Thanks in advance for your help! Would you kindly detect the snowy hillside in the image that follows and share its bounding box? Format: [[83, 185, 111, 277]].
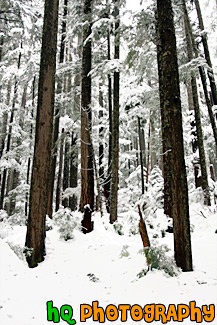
[[0, 202, 217, 324]]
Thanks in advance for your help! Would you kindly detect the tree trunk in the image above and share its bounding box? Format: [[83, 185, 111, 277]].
[[110, 0, 120, 224], [184, 1, 217, 149], [69, 36, 82, 212], [141, 128, 146, 167], [0, 50, 21, 210], [194, 0, 217, 105], [138, 204, 150, 248], [99, 84, 104, 181], [183, 0, 210, 205], [69, 132, 78, 211], [156, 0, 193, 271], [0, 80, 11, 160], [103, 2, 113, 214], [7, 83, 28, 215], [25, 0, 59, 268], [151, 119, 157, 169], [25, 76, 36, 216], [0, 35, 3, 62], [62, 134, 70, 208], [191, 76, 210, 205], [80, 0, 94, 212], [138, 117, 145, 194], [107, 2, 113, 207], [56, 129, 64, 212], [146, 111, 151, 191], [47, 0, 68, 218]]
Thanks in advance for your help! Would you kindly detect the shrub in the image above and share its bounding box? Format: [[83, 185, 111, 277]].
[[144, 245, 180, 277], [138, 245, 180, 277], [53, 208, 80, 241]]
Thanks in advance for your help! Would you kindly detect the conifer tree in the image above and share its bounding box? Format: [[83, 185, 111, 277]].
[[110, 0, 120, 224], [80, 0, 94, 212], [182, 0, 211, 205], [47, 0, 68, 218], [25, 0, 59, 268], [194, 0, 217, 105], [156, 0, 193, 271]]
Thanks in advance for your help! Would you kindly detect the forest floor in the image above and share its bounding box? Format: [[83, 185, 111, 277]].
[[0, 198, 217, 324]]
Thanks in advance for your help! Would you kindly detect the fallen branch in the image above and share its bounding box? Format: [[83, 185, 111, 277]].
[[138, 204, 150, 248]]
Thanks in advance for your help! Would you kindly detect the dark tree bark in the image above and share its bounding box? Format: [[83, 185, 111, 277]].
[[194, 0, 217, 105], [69, 132, 78, 211], [110, 0, 120, 224], [108, 64, 112, 180], [47, 0, 68, 218], [0, 80, 11, 160], [69, 36, 82, 212], [184, 2, 217, 149], [99, 84, 104, 180], [156, 0, 193, 271], [56, 129, 64, 212], [106, 0, 113, 212], [151, 119, 157, 169], [182, 0, 210, 205], [138, 205, 150, 248], [81, 205, 93, 234], [6, 84, 28, 215], [138, 117, 145, 194], [98, 85, 104, 212], [0, 35, 3, 62], [62, 134, 70, 208], [25, 76, 36, 217], [141, 128, 146, 168], [0, 50, 21, 210], [80, 0, 94, 212], [146, 111, 151, 191], [25, 0, 59, 268]]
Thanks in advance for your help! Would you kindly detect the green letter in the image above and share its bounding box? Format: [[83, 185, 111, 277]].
[[60, 305, 76, 325], [47, 301, 60, 323]]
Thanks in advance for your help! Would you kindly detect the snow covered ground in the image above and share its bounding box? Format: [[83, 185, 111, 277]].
[[0, 201, 217, 325]]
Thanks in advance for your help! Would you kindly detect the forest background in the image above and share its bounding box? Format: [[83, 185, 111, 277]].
[[0, 0, 217, 323]]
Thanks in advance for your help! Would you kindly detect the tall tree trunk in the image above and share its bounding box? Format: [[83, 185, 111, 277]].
[[141, 128, 146, 168], [110, 0, 120, 224], [47, 0, 68, 218], [6, 169, 19, 215], [151, 119, 157, 169], [69, 36, 82, 212], [0, 80, 11, 189], [56, 129, 64, 211], [0, 50, 21, 210], [194, 0, 217, 105], [191, 76, 210, 204], [98, 84, 104, 211], [69, 132, 78, 211], [25, 0, 59, 268], [80, 0, 94, 212], [182, 0, 210, 205], [7, 84, 28, 215], [99, 84, 104, 181], [107, 3, 113, 200], [25, 76, 36, 216], [62, 134, 70, 208], [103, 0, 113, 214], [156, 0, 193, 271], [184, 2, 217, 149], [0, 35, 3, 62], [0, 80, 11, 160], [138, 117, 145, 194], [146, 111, 151, 191]]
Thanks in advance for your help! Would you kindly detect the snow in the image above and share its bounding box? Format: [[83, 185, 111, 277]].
[[0, 202, 217, 325]]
